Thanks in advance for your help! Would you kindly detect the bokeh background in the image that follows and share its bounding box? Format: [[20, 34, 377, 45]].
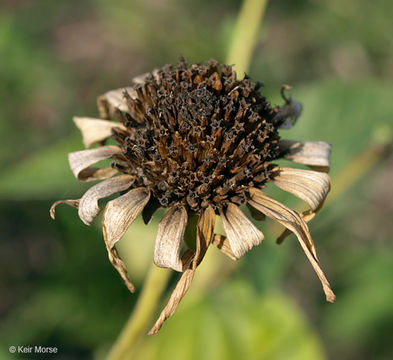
[[1, 0, 393, 359]]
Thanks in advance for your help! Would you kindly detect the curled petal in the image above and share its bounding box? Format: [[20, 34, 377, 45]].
[[154, 205, 187, 272], [50, 199, 79, 219], [219, 203, 264, 259], [78, 175, 134, 225], [73, 117, 127, 148], [278, 140, 331, 171], [273, 167, 331, 211], [149, 206, 215, 335], [277, 209, 317, 244], [97, 87, 137, 119], [103, 187, 150, 250], [68, 145, 120, 182], [248, 188, 336, 303], [212, 234, 238, 261], [272, 167, 330, 244]]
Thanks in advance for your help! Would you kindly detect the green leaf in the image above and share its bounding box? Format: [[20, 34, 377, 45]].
[[0, 133, 88, 200]]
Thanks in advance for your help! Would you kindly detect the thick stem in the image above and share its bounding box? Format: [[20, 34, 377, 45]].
[[226, 0, 269, 74], [106, 265, 171, 360]]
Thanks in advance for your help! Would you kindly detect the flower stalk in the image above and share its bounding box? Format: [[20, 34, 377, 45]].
[[106, 0, 270, 358], [106, 265, 171, 360], [227, 0, 269, 73]]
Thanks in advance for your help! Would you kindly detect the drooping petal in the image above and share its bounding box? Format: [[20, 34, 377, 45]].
[[102, 187, 150, 293], [107, 246, 136, 293], [68, 145, 120, 182], [153, 205, 187, 272], [78, 174, 134, 225], [272, 167, 330, 244], [194, 205, 215, 269], [278, 140, 331, 171], [273, 167, 331, 211], [148, 266, 195, 335], [50, 199, 79, 219], [219, 203, 264, 259], [212, 234, 238, 261], [73, 117, 127, 148], [148, 206, 215, 335], [97, 87, 137, 119], [248, 187, 336, 303], [102, 187, 150, 250]]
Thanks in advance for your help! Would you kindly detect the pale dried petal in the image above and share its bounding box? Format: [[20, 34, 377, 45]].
[[212, 234, 238, 261], [73, 117, 127, 148], [279, 140, 331, 170], [149, 206, 214, 335], [153, 205, 187, 272], [277, 209, 316, 244], [102, 187, 150, 250], [50, 199, 79, 219], [78, 175, 134, 225], [273, 167, 331, 211], [97, 87, 137, 119], [148, 267, 194, 335], [68, 145, 121, 182], [219, 203, 264, 259], [248, 188, 335, 302], [107, 246, 136, 293], [132, 69, 160, 85]]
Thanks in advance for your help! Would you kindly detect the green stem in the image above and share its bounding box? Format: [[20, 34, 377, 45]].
[[106, 1, 270, 358], [106, 265, 171, 360], [226, 0, 269, 74]]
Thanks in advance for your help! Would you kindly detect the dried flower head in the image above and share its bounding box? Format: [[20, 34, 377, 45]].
[[51, 58, 335, 334]]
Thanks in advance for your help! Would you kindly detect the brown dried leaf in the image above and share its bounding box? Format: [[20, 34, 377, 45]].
[[153, 205, 188, 272], [219, 203, 264, 259], [102, 187, 150, 250], [78, 174, 134, 225], [97, 87, 137, 119], [68, 145, 121, 182], [50, 199, 79, 219], [248, 188, 336, 302], [279, 140, 331, 171], [73, 117, 127, 148]]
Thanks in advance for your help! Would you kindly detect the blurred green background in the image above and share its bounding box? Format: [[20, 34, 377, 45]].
[[1, 0, 392, 359]]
